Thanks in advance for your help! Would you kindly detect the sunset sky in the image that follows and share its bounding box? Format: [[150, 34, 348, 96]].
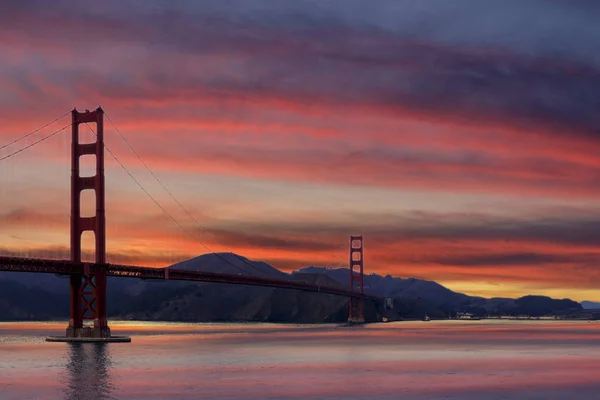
[[1, 1, 600, 301]]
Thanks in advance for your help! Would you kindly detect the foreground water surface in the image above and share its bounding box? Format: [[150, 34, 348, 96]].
[[1, 320, 600, 399]]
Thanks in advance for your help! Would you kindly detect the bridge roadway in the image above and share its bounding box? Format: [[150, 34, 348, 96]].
[[0, 256, 378, 301]]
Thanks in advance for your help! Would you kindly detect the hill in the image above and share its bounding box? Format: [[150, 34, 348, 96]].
[[295, 266, 471, 305], [172, 252, 288, 278], [582, 301, 600, 310], [0, 253, 584, 322]]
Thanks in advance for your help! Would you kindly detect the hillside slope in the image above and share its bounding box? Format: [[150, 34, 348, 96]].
[[0, 254, 584, 321]]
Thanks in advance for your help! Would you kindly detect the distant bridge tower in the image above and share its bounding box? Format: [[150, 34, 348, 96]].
[[66, 107, 110, 339], [348, 235, 365, 323]]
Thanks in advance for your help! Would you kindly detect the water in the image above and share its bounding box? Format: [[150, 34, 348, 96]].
[[1, 320, 600, 399]]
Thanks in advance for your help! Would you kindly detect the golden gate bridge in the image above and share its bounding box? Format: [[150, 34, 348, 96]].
[[0, 107, 380, 342]]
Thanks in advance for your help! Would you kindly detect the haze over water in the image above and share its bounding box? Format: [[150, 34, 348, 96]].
[[1, 320, 600, 399]]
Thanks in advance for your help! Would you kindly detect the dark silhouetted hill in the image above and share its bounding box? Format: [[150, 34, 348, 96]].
[[582, 301, 600, 310], [172, 253, 288, 278], [514, 295, 581, 316], [0, 254, 585, 322]]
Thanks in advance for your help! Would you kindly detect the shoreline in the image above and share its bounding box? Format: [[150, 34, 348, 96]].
[[1, 317, 599, 325]]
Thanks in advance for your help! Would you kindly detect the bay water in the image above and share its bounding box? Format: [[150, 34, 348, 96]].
[[1, 320, 599, 399]]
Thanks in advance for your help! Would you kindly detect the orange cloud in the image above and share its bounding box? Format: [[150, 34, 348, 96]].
[[2, 3, 600, 303]]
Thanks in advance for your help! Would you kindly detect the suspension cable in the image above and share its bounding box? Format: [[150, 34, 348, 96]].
[[0, 111, 70, 151], [103, 112, 271, 277], [0, 123, 71, 163], [85, 123, 261, 277]]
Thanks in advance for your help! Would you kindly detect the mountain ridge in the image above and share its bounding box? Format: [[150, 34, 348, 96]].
[[581, 301, 600, 310], [0, 253, 585, 321]]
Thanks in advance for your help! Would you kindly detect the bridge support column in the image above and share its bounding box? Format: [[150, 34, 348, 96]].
[[348, 235, 365, 323], [66, 107, 111, 339]]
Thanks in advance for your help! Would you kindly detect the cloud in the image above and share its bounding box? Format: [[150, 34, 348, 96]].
[[2, 1, 600, 300], [0, 244, 181, 266], [1, 1, 599, 205], [205, 229, 340, 253], [192, 211, 600, 288], [3, 203, 600, 296], [0, 208, 68, 231], [1, 0, 599, 139]]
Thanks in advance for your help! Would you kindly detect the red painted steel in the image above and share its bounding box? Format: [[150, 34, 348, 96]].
[[68, 107, 110, 339], [348, 235, 365, 322]]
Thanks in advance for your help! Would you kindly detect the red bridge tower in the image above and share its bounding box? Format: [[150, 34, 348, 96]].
[[348, 235, 365, 323], [66, 107, 110, 339]]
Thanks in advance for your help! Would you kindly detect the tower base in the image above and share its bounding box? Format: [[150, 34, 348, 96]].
[[66, 325, 112, 339], [45, 324, 131, 342], [347, 317, 366, 324], [46, 336, 131, 343]]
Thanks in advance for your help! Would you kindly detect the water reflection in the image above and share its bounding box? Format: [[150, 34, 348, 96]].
[[3, 321, 600, 399], [62, 343, 115, 400]]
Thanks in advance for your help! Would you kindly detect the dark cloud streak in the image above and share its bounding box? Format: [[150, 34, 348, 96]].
[[213, 210, 600, 249], [1, 1, 599, 139]]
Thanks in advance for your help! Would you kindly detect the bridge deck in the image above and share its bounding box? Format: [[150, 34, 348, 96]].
[[0, 256, 377, 300]]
